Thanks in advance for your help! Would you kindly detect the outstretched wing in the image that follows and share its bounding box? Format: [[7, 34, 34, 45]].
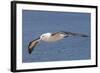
[[28, 38, 40, 54], [61, 31, 89, 37], [52, 31, 89, 37]]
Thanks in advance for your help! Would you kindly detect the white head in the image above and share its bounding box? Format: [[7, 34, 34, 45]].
[[40, 33, 51, 40]]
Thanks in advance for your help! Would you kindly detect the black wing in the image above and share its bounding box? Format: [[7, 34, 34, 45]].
[[28, 38, 40, 54], [61, 31, 89, 37], [52, 31, 89, 37]]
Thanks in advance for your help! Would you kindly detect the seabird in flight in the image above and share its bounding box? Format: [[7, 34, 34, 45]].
[[28, 31, 89, 54]]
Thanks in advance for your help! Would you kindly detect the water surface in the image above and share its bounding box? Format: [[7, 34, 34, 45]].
[[22, 10, 91, 63]]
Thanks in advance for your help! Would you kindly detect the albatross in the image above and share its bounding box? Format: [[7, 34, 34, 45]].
[[28, 31, 88, 54]]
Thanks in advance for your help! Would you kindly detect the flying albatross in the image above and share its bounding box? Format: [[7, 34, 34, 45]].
[[28, 31, 89, 54]]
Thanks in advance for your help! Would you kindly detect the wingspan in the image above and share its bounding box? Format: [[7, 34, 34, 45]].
[[28, 38, 40, 54]]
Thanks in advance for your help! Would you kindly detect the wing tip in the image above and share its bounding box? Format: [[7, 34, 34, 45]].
[[28, 48, 32, 54], [28, 41, 34, 54], [80, 34, 89, 37]]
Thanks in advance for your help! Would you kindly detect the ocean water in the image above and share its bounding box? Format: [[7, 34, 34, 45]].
[[22, 10, 91, 63]]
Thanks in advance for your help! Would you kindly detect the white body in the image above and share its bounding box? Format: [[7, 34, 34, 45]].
[[40, 33, 66, 42]]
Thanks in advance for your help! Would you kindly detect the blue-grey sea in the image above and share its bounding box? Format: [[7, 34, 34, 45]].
[[22, 10, 91, 63]]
